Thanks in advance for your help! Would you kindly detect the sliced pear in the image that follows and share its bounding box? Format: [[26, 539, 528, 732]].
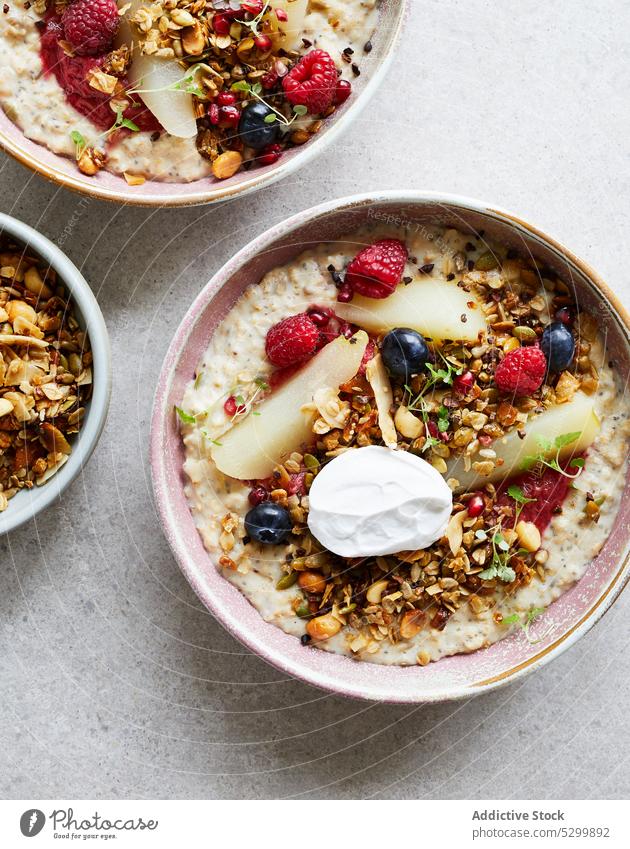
[[211, 331, 368, 480], [447, 392, 601, 491], [116, 0, 197, 138], [335, 277, 486, 343], [270, 0, 310, 49]]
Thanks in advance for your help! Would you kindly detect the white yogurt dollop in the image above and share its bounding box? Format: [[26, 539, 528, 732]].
[[307, 446, 453, 557]]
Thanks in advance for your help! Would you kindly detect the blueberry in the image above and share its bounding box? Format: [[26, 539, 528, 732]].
[[238, 102, 279, 150], [540, 321, 575, 371], [381, 328, 430, 379], [244, 502, 292, 545]]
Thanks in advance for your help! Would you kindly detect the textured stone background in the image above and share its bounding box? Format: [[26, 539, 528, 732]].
[[1, 0, 628, 799]]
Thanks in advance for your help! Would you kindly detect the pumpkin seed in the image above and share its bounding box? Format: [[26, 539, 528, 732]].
[[512, 325, 538, 342], [276, 571, 298, 590], [295, 603, 311, 619], [475, 251, 500, 271], [303, 453, 319, 471]]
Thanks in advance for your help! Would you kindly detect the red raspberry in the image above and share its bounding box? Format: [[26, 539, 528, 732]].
[[282, 49, 338, 114], [494, 345, 547, 396], [265, 313, 320, 367], [62, 0, 119, 56], [345, 239, 408, 299]]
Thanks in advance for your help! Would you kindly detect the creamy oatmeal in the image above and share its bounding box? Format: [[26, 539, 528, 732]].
[[0, 0, 379, 183], [179, 224, 630, 665]]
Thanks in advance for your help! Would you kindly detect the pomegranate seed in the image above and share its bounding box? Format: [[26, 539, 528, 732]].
[[453, 370, 475, 394], [219, 105, 241, 128], [339, 321, 353, 339], [242, 0, 263, 13], [274, 7, 288, 20], [427, 421, 438, 438], [248, 486, 268, 506], [306, 307, 332, 327], [336, 284, 353, 303], [208, 102, 220, 124], [335, 79, 352, 105], [217, 91, 236, 106], [467, 494, 485, 518], [478, 434, 493, 447], [258, 143, 282, 166], [555, 307, 572, 324], [255, 34, 272, 52], [261, 69, 278, 89], [212, 13, 230, 34], [224, 395, 245, 417]]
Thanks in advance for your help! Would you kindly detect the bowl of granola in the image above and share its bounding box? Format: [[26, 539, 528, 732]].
[[151, 192, 630, 702], [0, 212, 110, 534], [0, 0, 404, 206]]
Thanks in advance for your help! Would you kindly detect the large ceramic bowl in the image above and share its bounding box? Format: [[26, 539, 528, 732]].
[[0, 213, 111, 534], [0, 2, 405, 207], [150, 192, 630, 702]]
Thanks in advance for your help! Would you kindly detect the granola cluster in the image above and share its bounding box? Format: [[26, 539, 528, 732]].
[[0, 238, 92, 511], [217, 236, 604, 662]]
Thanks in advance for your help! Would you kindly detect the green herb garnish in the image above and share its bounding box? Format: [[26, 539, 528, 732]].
[[478, 528, 516, 583], [175, 406, 196, 424], [404, 354, 463, 452], [70, 130, 87, 159], [522, 431, 584, 478], [507, 483, 537, 524], [502, 606, 545, 643]]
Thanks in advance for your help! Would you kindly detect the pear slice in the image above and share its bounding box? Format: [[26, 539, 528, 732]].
[[116, 0, 197, 138], [211, 331, 368, 480], [335, 277, 486, 343], [447, 392, 601, 491], [270, 0, 310, 50]]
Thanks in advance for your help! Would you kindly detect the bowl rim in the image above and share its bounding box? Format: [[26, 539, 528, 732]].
[[0, 212, 112, 534], [150, 190, 630, 702], [0, 1, 407, 208]]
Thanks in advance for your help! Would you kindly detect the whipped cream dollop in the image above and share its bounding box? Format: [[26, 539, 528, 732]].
[[307, 446, 453, 557]]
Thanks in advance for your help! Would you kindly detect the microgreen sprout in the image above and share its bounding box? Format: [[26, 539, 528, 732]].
[[174, 406, 196, 424], [404, 354, 462, 452], [502, 606, 545, 643], [236, 1, 271, 36], [106, 107, 140, 137], [522, 431, 585, 479], [507, 483, 537, 524], [70, 130, 87, 159], [231, 79, 308, 125], [227, 376, 269, 422], [478, 525, 517, 583]]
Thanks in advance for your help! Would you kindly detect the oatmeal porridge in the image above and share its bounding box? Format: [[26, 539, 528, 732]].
[[0, 0, 379, 182], [178, 223, 630, 665]]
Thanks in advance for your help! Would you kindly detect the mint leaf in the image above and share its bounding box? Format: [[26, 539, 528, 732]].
[[175, 406, 195, 424]]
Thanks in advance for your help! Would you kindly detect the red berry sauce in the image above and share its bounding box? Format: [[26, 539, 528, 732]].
[[494, 461, 581, 533], [40, 13, 160, 133]]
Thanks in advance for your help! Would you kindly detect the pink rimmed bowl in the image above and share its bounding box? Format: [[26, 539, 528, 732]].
[[150, 192, 630, 702], [0, 2, 405, 207]]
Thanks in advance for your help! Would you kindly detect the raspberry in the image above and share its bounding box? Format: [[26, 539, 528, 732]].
[[494, 345, 547, 396], [62, 0, 119, 56], [282, 49, 337, 115], [345, 239, 408, 299], [265, 313, 320, 367]]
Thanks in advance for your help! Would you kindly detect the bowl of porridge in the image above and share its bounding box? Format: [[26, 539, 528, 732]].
[[150, 192, 630, 702], [0, 0, 404, 206], [0, 212, 111, 533]]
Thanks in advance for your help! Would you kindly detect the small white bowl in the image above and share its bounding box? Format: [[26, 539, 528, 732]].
[[0, 213, 111, 534]]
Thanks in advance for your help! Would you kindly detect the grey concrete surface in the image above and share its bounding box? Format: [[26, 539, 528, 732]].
[[1, 0, 629, 800]]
